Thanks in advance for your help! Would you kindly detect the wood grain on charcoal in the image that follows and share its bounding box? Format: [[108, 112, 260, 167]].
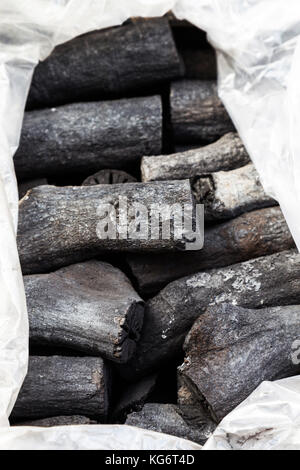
[[179, 303, 300, 421], [119, 250, 300, 380], [126, 206, 294, 294], [193, 163, 276, 221], [126, 403, 216, 446], [171, 80, 235, 144], [11, 356, 111, 421], [141, 133, 249, 182], [26, 260, 144, 363], [16, 416, 96, 427], [27, 18, 184, 109], [15, 96, 162, 180], [17, 180, 199, 274]]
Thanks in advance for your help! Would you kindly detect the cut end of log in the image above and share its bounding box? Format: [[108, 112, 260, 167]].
[[114, 301, 145, 363]]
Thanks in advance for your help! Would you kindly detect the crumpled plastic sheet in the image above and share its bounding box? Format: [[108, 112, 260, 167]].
[[1, 0, 300, 450]]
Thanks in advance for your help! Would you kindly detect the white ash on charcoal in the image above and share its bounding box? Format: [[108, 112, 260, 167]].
[[126, 206, 294, 294], [141, 133, 249, 182], [15, 96, 162, 180], [118, 250, 300, 381], [11, 356, 111, 422], [179, 303, 300, 422], [27, 18, 184, 109], [193, 163, 276, 222], [126, 403, 216, 446], [18, 179, 201, 274], [25, 260, 144, 363], [171, 80, 235, 144]]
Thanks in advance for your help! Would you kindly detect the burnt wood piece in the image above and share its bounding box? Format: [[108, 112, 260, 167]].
[[18, 180, 200, 274], [141, 133, 249, 182], [16, 416, 96, 427], [82, 169, 137, 186], [26, 260, 144, 363], [112, 374, 158, 422], [126, 403, 216, 446], [119, 250, 300, 380], [179, 303, 300, 422], [27, 18, 184, 109], [126, 206, 294, 294], [171, 80, 235, 144], [18, 178, 48, 199], [193, 163, 276, 222], [11, 356, 111, 421], [15, 96, 162, 180]]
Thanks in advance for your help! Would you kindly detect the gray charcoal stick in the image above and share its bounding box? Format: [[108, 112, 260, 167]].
[[25, 260, 144, 363], [11, 356, 111, 421], [171, 80, 235, 144], [179, 303, 300, 422], [126, 206, 294, 295], [126, 403, 216, 446], [17, 180, 200, 274], [119, 250, 300, 380], [16, 416, 96, 427], [14, 96, 162, 180], [193, 163, 276, 221], [82, 169, 137, 186], [27, 18, 184, 109], [141, 133, 249, 182]]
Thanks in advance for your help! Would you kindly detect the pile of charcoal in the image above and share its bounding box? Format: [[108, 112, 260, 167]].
[[12, 15, 300, 446]]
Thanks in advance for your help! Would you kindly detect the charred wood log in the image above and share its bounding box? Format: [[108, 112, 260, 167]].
[[125, 403, 216, 446], [141, 133, 249, 182], [27, 18, 183, 109], [119, 250, 300, 380], [82, 169, 137, 186], [112, 374, 158, 422], [193, 163, 276, 222], [171, 80, 235, 144], [25, 260, 144, 363], [126, 206, 294, 294], [17, 180, 200, 274], [16, 416, 96, 427], [179, 303, 300, 422], [15, 96, 162, 180], [11, 356, 111, 421]]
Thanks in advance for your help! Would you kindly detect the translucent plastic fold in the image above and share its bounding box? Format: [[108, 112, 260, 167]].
[[0, 0, 300, 450]]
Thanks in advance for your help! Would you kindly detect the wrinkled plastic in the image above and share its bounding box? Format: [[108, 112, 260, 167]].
[[203, 377, 300, 450], [1, 0, 300, 450]]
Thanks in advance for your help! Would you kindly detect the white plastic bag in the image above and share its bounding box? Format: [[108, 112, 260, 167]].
[[1, 0, 300, 450]]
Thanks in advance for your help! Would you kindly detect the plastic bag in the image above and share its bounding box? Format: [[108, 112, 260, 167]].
[[1, 0, 300, 450]]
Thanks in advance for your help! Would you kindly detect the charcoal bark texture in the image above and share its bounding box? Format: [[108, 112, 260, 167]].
[[179, 303, 300, 422], [112, 374, 158, 422], [18, 180, 199, 274], [119, 250, 300, 380], [125, 403, 216, 446], [16, 416, 96, 427], [141, 133, 249, 182], [11, 356, 111, 421], [126, 206, 294, 294], [25, 260, 144, 363], [193, 163, 276, 222], [27, 18, 183, 109], [15, 96, 162, 180], [18, 178, 48, 199], [82, 169, 137, 186], [171, 80, 235, 144]]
